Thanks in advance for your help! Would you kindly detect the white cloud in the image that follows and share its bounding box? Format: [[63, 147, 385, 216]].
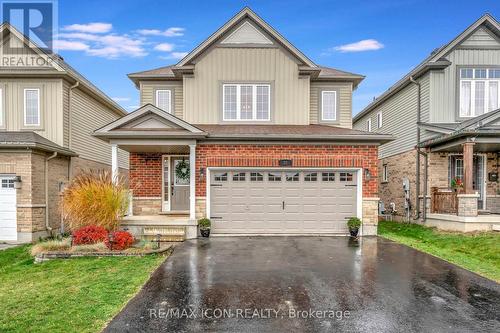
[[333, 39, 384, 53], [62, 22, 112, 34], [112, 97, 131, 102], [54, 40, 89, 51], [170, 52, 188, 59], [137, 27, 185, 37], [154, 43, 175, 52]]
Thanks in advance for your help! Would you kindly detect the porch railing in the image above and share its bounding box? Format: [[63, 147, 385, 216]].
[[431, 187, 458, 214]]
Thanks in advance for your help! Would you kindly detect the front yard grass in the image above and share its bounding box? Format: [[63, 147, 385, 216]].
[[0, 245, 166, 333], [378, 220, 500, 282]]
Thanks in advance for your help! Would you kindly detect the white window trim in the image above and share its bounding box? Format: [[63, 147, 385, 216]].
[[367, 118, 372, 132], [459, 68, 500, 118], [382, 164, 388, 182], [222, 83, 271, 121], [155, 89, 172, 113], [321, 90, 337, 121], [377, 111, 383, 128], [23, 88, 40, 127]]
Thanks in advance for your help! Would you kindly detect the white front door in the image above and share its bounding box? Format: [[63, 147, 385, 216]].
[[0, 176, 17, 241]]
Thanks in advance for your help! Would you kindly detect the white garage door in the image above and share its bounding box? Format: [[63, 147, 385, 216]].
[[0, 176, 17, 241], [210, 169, 358, 234]]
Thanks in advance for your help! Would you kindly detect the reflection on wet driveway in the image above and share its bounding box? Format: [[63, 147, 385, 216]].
[[104, 237, 500, 333]]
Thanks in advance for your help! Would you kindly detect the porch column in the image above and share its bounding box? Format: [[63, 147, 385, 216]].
[[111, 143, 119, 183], [463, 142, 475, 194], [189, 144, 196, 220]]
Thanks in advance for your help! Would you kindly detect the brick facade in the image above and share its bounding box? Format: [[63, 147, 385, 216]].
[[129, 153, 163, 197], [195, 144, 379, 197]]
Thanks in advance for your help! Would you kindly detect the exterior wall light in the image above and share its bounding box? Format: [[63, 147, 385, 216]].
[[364, 168, 371, 181], [13, 176, 22, 189], [200, 167, 205, 180]]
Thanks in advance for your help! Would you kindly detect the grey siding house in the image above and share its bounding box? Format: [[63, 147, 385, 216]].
[[0, 23, 128, 243], [353, 14, 500, 232]]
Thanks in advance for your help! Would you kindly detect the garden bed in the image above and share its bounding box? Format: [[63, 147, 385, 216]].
[[34, 244, 173, 263]]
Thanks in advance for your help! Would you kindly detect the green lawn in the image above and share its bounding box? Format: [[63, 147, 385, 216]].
[[0, 245, 167, 333], [378, 220, 500, 282]]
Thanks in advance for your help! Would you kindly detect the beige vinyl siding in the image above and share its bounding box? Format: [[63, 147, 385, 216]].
[[354, 82, 418, 159], [0, 78, 64, 145], [139, 81, 183, 118], [70, 88, 128, 168], [431, 48, 500, 122], [183, 47, 309, 124], [310, 82, 352, 128]]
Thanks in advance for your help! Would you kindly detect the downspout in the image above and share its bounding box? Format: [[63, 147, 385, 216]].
[[68, 81, 79, 179], [409, 76, 427, 221], [45, 152, 58, 232]]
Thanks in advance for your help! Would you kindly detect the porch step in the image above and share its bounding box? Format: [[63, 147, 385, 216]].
[[478, 210, 491, 215], [142, 226, 186, 242]]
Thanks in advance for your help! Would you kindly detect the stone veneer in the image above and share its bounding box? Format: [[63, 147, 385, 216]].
[[0, 151, 70, 242], [457, 194, 479, 217]]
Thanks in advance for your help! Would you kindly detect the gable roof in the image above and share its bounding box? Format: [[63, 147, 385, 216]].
[[353, 13, 500, 123], [177, 7, 316, 68], [93, 104, 206, 140], [0, 22, 126, 116]]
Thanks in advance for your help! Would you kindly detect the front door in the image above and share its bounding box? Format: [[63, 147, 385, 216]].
[[170, 157, 190, 211], [449, 155, 485, 209]]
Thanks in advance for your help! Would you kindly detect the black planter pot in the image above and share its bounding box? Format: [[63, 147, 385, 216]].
[[200, 229, 210, 237], [349, 227, 359, 237]]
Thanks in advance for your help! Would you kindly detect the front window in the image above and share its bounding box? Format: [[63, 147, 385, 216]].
[[223, 84, 270, 121], [156, 90, 171, 113], [321, 91, 336, 121], [24, 88, 40, 126], [377, 112, 382, 128], [367, 118, 372, 132], [460, 68, 500, 117]]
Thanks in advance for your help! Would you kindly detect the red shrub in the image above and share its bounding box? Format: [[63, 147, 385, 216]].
[[72, 225, 108, 245], [105, 231, 134, 251]]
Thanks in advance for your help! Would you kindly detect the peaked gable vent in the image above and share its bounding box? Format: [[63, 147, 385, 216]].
[[221, 21, 273, 45]]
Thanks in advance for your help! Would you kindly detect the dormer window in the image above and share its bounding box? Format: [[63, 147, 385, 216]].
[[459, 68, 500, 117], [24, 88, 40, 126], [321, 91, 337, 121], [223, 84, 270, 121]]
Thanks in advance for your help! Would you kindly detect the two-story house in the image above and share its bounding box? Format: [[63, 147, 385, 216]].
[[353, 14, 500, 232], [95, 7, 392, 239], [0, 23, 128, 242]]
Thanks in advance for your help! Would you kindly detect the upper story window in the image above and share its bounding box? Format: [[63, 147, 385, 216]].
[[459, 68, 500, 118], [367, 118, 372, 132], [223, 84, 270, 121], [156, 89, 171, 113], [321, 91, 337, 121], [377, 112, 382, 128], [24, 88, 40, 126]]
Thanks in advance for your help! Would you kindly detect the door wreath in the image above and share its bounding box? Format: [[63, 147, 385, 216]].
[[175, 159, 190, 181]]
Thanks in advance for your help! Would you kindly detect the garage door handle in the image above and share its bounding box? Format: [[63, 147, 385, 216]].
[[211, 184, 223, 187], [345, 184, 357, 187], [282, 201, 285, 210], [211, 216, 222, 219]]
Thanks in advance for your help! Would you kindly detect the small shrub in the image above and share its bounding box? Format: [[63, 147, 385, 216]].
[[105, 231, 134, 251], [198, 218, 211, 230], [70, 242, 108, 253], [72, 225, 108, 245], [347, 217, 362, 229], [61, 170, 129, 231], [31, 239, 71, 256]]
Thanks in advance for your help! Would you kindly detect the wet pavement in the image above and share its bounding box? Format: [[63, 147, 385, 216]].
[[104, 237, 500, 333]]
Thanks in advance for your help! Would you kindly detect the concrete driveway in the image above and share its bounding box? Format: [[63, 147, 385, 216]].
[[104, 237, 500, 333]]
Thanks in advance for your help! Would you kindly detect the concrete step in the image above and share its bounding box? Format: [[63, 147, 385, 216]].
[[142, 226, 186, 242]]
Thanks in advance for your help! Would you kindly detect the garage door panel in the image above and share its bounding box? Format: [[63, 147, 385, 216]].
[[211, 170, 357, 234], [0, 179, 17, 241]]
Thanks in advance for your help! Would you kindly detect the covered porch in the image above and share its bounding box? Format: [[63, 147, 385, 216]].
[[94, 104, 207, 240], [420, 126, 500, 231]]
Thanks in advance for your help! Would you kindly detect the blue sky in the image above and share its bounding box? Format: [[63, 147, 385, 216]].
[[45, 0, 500, 113]]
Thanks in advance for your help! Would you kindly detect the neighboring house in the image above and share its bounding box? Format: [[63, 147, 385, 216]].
[[0, 23, 128, 243], [95, 7, 392, 240], [353, 14, 500, 232]]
